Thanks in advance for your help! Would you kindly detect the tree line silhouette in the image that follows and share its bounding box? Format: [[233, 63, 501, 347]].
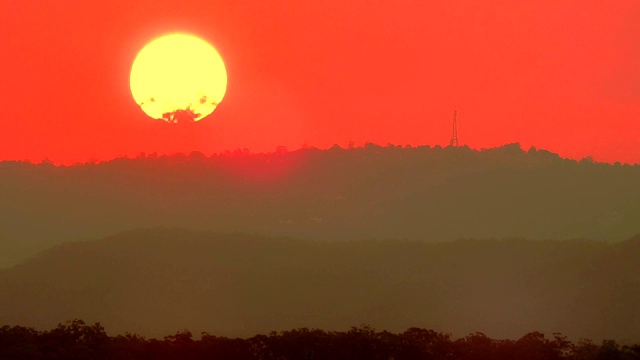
[[1, 320, 639, 360]]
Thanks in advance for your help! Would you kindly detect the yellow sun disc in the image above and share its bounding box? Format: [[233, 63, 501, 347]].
[[130, 33, 227, 123]]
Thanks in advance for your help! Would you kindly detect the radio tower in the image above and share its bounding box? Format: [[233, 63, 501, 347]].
[[449, 109, 459, 147]]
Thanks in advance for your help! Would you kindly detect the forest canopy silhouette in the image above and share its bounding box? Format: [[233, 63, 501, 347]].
[[2, 320, 639, 360]]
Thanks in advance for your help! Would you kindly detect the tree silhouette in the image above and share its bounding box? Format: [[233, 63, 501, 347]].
[[161, 106, 200, 123], [2, 321, 640, 360]]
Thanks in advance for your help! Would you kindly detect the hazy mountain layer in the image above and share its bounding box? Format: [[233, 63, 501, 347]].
[[1, 143, 639, 268], [1, 228, 638, 342]]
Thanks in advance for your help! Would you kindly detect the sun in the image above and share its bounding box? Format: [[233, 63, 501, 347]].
[[130, 33, 227, 123]]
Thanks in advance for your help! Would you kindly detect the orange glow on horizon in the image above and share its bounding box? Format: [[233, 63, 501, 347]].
[[1, 1, 638, 165]]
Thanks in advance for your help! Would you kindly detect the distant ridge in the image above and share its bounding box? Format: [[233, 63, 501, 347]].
[[1, 143, 639, 268], [1, 228, 639, 341]]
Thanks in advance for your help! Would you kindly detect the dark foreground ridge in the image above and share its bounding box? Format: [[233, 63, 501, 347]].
[[2, 320, 639, 360]]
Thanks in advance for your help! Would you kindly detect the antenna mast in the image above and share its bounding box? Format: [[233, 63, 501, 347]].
[[449, 109, 459, 147]]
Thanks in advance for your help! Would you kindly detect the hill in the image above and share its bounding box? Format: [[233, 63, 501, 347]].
[[1, 228, 639, 342], [1, 144, 639, 268]]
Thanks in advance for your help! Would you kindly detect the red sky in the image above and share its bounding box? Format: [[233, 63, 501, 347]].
[[1, 0, 639, 164]]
